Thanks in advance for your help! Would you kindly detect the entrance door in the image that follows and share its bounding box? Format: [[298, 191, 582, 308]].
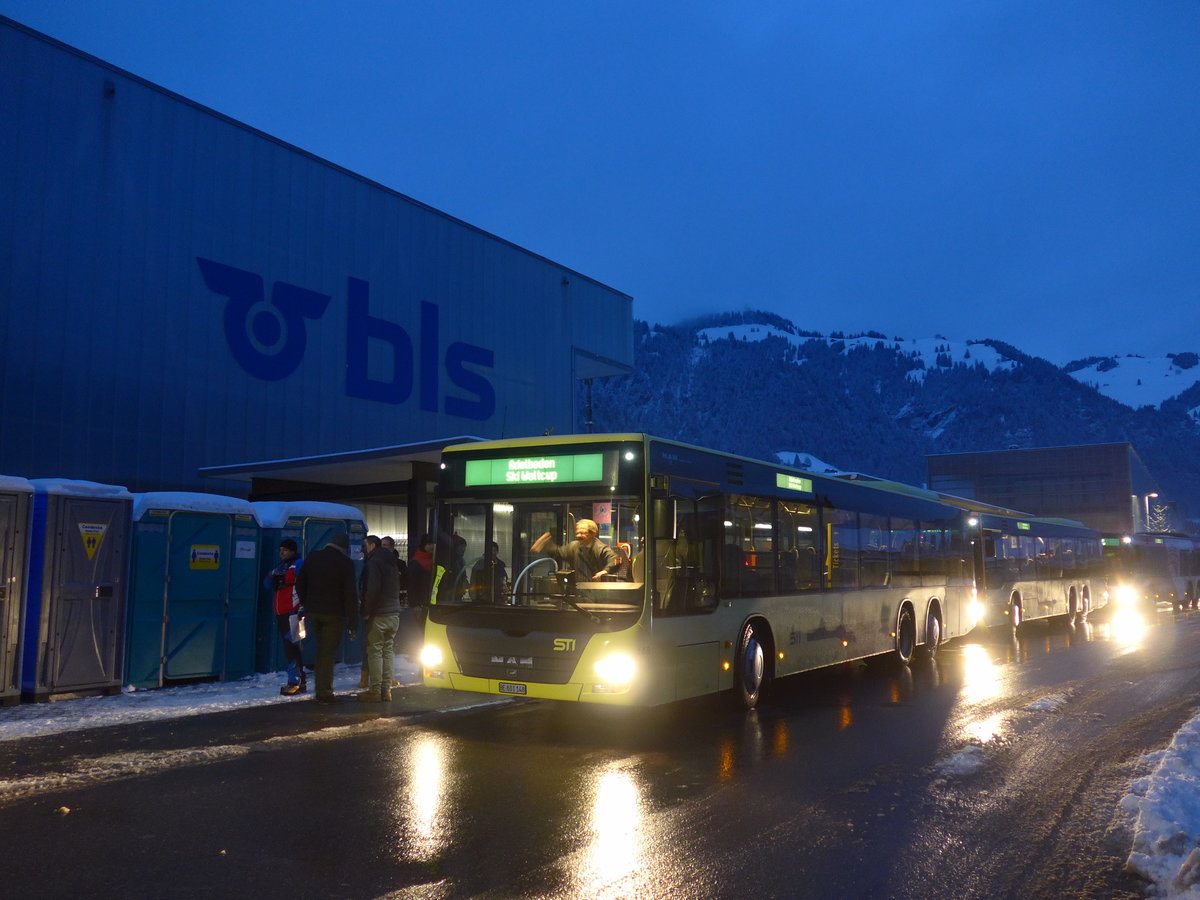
[[164, 512, 232, 681], [0, 491, 27, 698], [48, 496, 128, 690]]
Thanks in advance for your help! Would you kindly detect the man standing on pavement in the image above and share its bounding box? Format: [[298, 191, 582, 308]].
[[358, 535, 401, 702], [295, 531, 358, 703], [267, 538, 306, 695]]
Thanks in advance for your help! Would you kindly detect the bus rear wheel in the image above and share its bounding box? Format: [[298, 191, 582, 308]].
[[923, 609, 942, 659], [895, 606, 916, 664], [735, 621, 766, 709], [1068, 592, 1083, 627]]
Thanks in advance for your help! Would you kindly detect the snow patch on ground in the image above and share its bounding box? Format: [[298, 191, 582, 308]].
[[1122, 711, 1200, 898], [0, 660, 418, 742], [0, 707, 464, 804], [935, 745, 987, 777], [1026, 691, 1072, 712], [0, 659, 507, 803]]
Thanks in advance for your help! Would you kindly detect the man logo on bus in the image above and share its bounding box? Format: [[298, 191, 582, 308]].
[[553, 638, 576, 652]]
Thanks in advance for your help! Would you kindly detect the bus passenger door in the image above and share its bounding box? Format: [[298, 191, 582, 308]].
[[972, 530, 989, 594]]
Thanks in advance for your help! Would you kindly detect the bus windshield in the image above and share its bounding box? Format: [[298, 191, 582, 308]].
[[434, 496, 646, 615]]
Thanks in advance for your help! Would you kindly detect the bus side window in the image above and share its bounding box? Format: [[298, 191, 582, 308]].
[[653, 497, 720, 616], [827, 507, 859, 589]]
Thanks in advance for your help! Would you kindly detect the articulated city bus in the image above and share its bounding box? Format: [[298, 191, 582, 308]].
[[963, 510, 1103, 630], [1104, 532, 1200, 613], [419, 433, 1007, 708], [420, 436, 1104, 710]]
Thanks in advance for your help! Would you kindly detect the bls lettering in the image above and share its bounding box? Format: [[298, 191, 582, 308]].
[[197, 258, 495, 419]]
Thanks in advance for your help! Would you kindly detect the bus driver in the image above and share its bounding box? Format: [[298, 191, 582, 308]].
[[531, 518, 619, 581]]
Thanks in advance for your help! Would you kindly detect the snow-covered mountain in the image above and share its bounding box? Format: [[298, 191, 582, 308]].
[[698, 324, 1018, 382], [700, 321, 1200, 412], [1064, 353, 1200, 413], [588, 311, 1200, 519]]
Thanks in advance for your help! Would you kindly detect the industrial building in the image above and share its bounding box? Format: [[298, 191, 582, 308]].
[[926, 442, 1160, 535], [0, 17, 633, 544]]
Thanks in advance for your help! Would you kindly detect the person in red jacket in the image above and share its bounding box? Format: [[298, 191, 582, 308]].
[[267, 539, 305, 695]]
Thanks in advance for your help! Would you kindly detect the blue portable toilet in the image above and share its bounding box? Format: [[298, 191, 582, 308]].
[[23, 479, 132, 701], [126, 492, 262, 689], [0, 475, 34, 706], [252, 501, 366, 673]]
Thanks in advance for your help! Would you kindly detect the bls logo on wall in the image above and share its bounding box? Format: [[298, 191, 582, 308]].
[[196, 258, 495, 420]]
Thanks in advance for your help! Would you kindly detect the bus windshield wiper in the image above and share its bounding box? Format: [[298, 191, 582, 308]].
[[558, 594, 602, 623]]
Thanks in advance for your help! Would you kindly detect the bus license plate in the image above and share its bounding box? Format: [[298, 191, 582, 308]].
[[498, 682, 527, 695]]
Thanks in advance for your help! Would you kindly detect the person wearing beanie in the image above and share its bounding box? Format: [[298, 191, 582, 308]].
[[356, 535, 401, 702], [266, 538, 305, 695], [295, 531, 358, 702]]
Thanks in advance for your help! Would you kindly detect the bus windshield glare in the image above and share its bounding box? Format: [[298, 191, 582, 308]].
[[434, 496, 645, 617]]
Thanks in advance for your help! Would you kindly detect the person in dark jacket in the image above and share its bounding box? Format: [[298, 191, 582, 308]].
[[402, 534, 437, 660], [470, 541, 509, 603], [357, 535, 401, 702], [295, 531, 357, 703], [380, 535, 408, 605], [409, 535, 435, 608], [531, 518, 618, 580], [358, 534, 409, 688], [266, 538, 305, 695]]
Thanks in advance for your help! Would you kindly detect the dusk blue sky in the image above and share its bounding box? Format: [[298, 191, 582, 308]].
[[5, 1, 1197, 365]]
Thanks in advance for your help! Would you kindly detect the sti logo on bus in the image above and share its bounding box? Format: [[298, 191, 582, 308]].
[[196, 258, 495, 419], [553, 638, 576, 652]]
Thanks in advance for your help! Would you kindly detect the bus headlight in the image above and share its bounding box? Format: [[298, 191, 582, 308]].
[[420, 644, 444, 669], [966, 591, 984, 626], [1114, 584, 1139, 608], [593, 652, 636, 686]]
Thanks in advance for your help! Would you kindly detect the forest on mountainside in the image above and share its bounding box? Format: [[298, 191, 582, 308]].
[[584, 314, 1200, 524]]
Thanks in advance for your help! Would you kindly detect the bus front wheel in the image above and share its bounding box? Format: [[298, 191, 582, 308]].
[[735, 622, 766, 709], [895, 606, 916, 664]]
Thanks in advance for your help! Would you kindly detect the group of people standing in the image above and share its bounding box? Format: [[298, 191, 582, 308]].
[[267, 531, 432, 704], [265, 520, 629, 702]]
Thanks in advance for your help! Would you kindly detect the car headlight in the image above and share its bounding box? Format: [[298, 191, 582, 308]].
[[420, 644, 444, 668], [593, 652, 636, 685]]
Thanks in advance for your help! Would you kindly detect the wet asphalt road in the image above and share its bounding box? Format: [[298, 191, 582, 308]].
[[1, 606, 1197, 899]]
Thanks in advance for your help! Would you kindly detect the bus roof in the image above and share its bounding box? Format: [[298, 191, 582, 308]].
[[442, 433, 979, 515]]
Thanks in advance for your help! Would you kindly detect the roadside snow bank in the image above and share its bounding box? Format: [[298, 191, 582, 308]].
[[0, 660, 419, 742], [1122, 711, 1200, 898]]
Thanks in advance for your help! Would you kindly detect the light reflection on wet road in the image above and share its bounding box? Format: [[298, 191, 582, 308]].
[[1, 606, 1196, 899]]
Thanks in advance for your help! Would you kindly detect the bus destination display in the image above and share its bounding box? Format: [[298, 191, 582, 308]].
[[465, 453, 605, 486]]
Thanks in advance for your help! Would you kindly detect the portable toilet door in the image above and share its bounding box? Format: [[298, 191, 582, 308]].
[[252, 501, 367, 673], [0, 476, 33, 705], [126, 493, 262, 689], [23, 479, 132, 701]]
